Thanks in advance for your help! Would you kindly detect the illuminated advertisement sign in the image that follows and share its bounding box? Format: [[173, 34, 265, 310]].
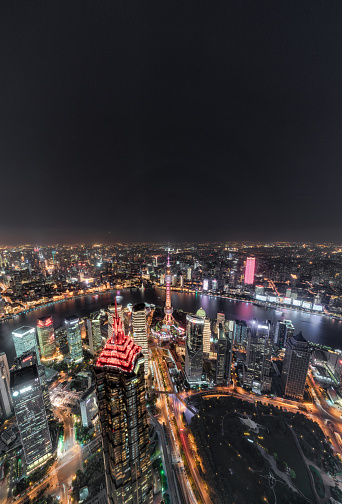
[[293, 299, 302, 306], [255, 295, 267, 302], [313, 304, 323, 311], [203, 279, 209, 291], [268, 296, 277, 303], [303, 301, 312, 309], [284, 297, 292, 304]]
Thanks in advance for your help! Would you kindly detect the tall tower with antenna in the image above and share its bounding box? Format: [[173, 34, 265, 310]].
[[94, 299, 153, 504], [163, 252, 174, 327]]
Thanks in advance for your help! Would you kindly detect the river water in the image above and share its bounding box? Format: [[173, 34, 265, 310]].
[[1, 288, 342, 365]]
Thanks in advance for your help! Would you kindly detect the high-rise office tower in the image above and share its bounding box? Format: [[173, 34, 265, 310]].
[[37, 316, 56, 361], [0, 353, 12, 420], [132, 303, 149, 378], [212, 279, 218, 291], [87, 312, 102, 356], [203, 318, 211, 355], [13, 350, 53, 420], [281, 332, 311, 399], [187, 268, 192, 281], [244, 257, 256, 285], [11, 358, 52, 472], [94, 306, 153, 504], [185, 314, 204, 383], [234, 320, 248, 347], [274, 320, 295, 348], [216, 324, 233, 385], [65, 316, 83, 363], [163, 255, 174, 327], [203, 279, 209, 291], [12, 326, 41, 365], [243, 321, 272, 393], [195, 308, 210, 355]]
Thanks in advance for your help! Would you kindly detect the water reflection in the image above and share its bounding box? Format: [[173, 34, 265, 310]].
[[1, 288, 341, 365]]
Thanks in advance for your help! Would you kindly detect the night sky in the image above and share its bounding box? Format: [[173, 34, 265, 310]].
[[1, 0, 342, 244]]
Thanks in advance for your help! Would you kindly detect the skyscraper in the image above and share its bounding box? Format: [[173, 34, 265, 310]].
[[281, 332, 311, 399], [163, 254, 174, 327], [12, 326, 41, 365], [132, 303, 149, 378], [185, 314, 204, 383], [65, 316, 83, 363], [0, 353, 12, 420], [244, 257, 256, 285], [234, 320, 248, 348], [94, 306, 153, 504], [195, 308, 210, 355], [274, 320, 295, 349], [243, 322, 272, 393], [37, 316, 56, 361], [11, 359, 52, 472], [216, 324, 233, 385], [87, 312, 102, 356], [13, 350, 53, 420]]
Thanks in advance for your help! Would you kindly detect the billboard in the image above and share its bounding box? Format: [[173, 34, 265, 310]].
[[293, 299, 302, 307], [303, 301, 312, 310], [284, 297, 292, 304], [268, 296, 277, 303]]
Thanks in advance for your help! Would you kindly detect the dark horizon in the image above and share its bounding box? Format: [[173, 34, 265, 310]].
[[1, 1, 342, 244]]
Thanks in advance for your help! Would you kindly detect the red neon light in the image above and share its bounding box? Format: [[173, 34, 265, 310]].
[[37, 317, 53, 328], [95, 313, 141, 372], [22, 356, 32, 363], [244, 257, 255, 285]]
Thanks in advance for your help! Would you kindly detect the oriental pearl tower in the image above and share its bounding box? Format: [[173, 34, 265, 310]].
[[163, 253, 174, 327]]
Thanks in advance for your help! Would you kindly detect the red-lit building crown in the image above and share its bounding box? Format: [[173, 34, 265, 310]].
[[96, 300, 142, 373]]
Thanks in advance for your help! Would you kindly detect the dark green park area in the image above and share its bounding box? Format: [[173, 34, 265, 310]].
[[189, 395, 342, 504]]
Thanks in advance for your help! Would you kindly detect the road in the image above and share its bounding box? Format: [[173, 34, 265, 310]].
[[153, 347, 210, 504]]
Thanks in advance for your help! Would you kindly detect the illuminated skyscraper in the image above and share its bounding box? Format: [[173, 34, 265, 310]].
[[11, 358, 52, 472], [234, 320, 248, 347], [87, 312, 102, 355], [0, 353, 12, 420], [274, 320, 295, 348], [216, 324, 233, 385], [65, 316, 83, 363], [185, 314, 204, 383], [94, 305, 153, 504], [37, 316, 56, 361], [132, 303, 149, 377], [13, 350, 53, 420], [12, 326, 40, 365], [244, 257, 256, 285], [243, 321, 272, 393], [281, 332, 310, 399], [163, 254, 174, 327]]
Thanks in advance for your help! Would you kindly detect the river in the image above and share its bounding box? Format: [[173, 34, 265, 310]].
[[1, 288, 342, 365]]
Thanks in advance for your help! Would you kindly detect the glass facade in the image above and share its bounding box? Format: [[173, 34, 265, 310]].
[[185, 314, 204, 383], [10, 363, 52, 471], [37, 316, 56, 360], [12, 326, 41, 365], [65, 316, 83, 362]]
